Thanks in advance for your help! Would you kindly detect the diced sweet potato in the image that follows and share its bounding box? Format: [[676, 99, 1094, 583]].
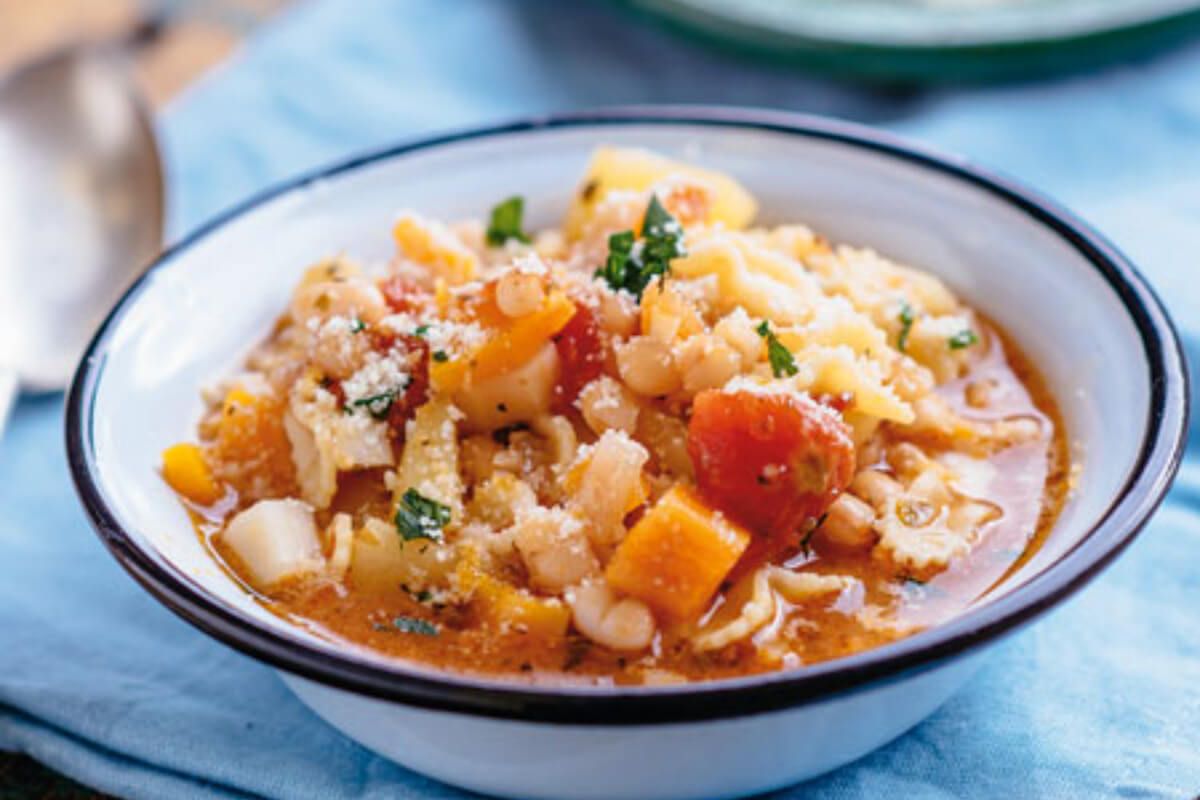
[[392, 213, 478, 285], [435, 290, 575, 395], [456, 552, 570, 640], [211, 387, 295, 500], [161, 442, 222, 505], [605, 484, 750, 621], [472, 291, 576, 381]]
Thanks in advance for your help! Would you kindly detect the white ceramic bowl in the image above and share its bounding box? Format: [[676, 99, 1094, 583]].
[[67, 108, 1188, 800]]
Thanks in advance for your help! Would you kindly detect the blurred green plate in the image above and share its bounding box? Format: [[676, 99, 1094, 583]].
[[624, 0, 1200, 81]]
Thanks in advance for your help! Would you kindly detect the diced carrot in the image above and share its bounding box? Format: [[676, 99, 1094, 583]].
[[161, 442, 222, 505], [605, 484, 750, 621]]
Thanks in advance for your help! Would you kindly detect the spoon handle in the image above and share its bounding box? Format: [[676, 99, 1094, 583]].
[[0, 368, 16, 435]]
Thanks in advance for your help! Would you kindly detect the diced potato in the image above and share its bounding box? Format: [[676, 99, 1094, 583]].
[[348, 517, 456, 593], [605, 484, 750, 621], [221, 499, 324, 590], [454, 343, 559, 431], [161, 443, 222, 505], [394, 399, 464, 522], [565, 147, 757, 240], [392, 212, 479, 285]]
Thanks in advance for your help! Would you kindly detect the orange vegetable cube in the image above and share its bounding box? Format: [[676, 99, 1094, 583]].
[[471, 290, 576, 381], [605, 484, 750, 621], [456, 553, 569, 640], [161, 443, 222, 505], [392, 214, 478, 285]]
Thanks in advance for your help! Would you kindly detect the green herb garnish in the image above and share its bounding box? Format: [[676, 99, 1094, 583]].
[[432, 350, 449, 363], [394, 488, 452, 542], [344, 389, 399, 421], [413, 324, 430, 337], [348, 317, 366, 334], [897, 302, 915, 353], [594, 194, 685, 299], [389, 616, 438, 636], [486, 195, 531, 246], [756, 320, 799, 378], [948, 329, 979, 350], [345, 388, 400, 421]]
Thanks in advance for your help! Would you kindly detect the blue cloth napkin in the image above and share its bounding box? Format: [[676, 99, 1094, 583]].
[[3, 1, 1199, 797]]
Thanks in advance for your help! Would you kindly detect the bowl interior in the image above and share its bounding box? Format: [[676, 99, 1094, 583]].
[[83, 119, 1149, 681]]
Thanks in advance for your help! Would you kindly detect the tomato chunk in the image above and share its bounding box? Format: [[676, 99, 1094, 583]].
[[357, 332, 430, 437], [552, 304, 605, 411], [687, 388, 855, 561]]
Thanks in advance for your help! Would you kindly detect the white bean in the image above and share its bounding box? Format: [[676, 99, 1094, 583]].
[[568, 581, 655, 651], [495, 271, 546, 318]]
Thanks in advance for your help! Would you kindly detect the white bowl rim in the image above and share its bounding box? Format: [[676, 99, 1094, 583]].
[[65, 106, 1189, 725]]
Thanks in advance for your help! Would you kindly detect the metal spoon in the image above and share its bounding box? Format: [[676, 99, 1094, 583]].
[[0, 39, 165, 430]]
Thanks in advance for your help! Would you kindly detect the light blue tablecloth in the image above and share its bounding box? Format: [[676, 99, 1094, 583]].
[[2, 1, 1199, 797]]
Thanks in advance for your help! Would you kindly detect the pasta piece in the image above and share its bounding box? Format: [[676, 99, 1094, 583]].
[[691, 568, 774, 652], [567, 430, 650, 548], [512, 507, 598, 593], [767, 567, 858, 602], [577, 375, 640, 436]]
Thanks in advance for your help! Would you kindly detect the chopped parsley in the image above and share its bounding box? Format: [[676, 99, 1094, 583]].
[[756, 320, 799, 378], [948, 329, 979, 350], [388, 616, 438, 636], [412, 324, 430, 337], [348, 317, 366, 334], [897, 302, 915, 353], [486, 195, 531, 246], [432, 350, 449, 363], [345, 388, 399, 421], [394, 488, 452, 542], [594, 194, 685, 299]]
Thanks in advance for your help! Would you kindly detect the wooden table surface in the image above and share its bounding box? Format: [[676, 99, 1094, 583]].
[[1, 3, 289, 794]]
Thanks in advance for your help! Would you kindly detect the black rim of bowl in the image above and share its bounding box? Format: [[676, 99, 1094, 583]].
[[65, 107, 1189, 725]]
